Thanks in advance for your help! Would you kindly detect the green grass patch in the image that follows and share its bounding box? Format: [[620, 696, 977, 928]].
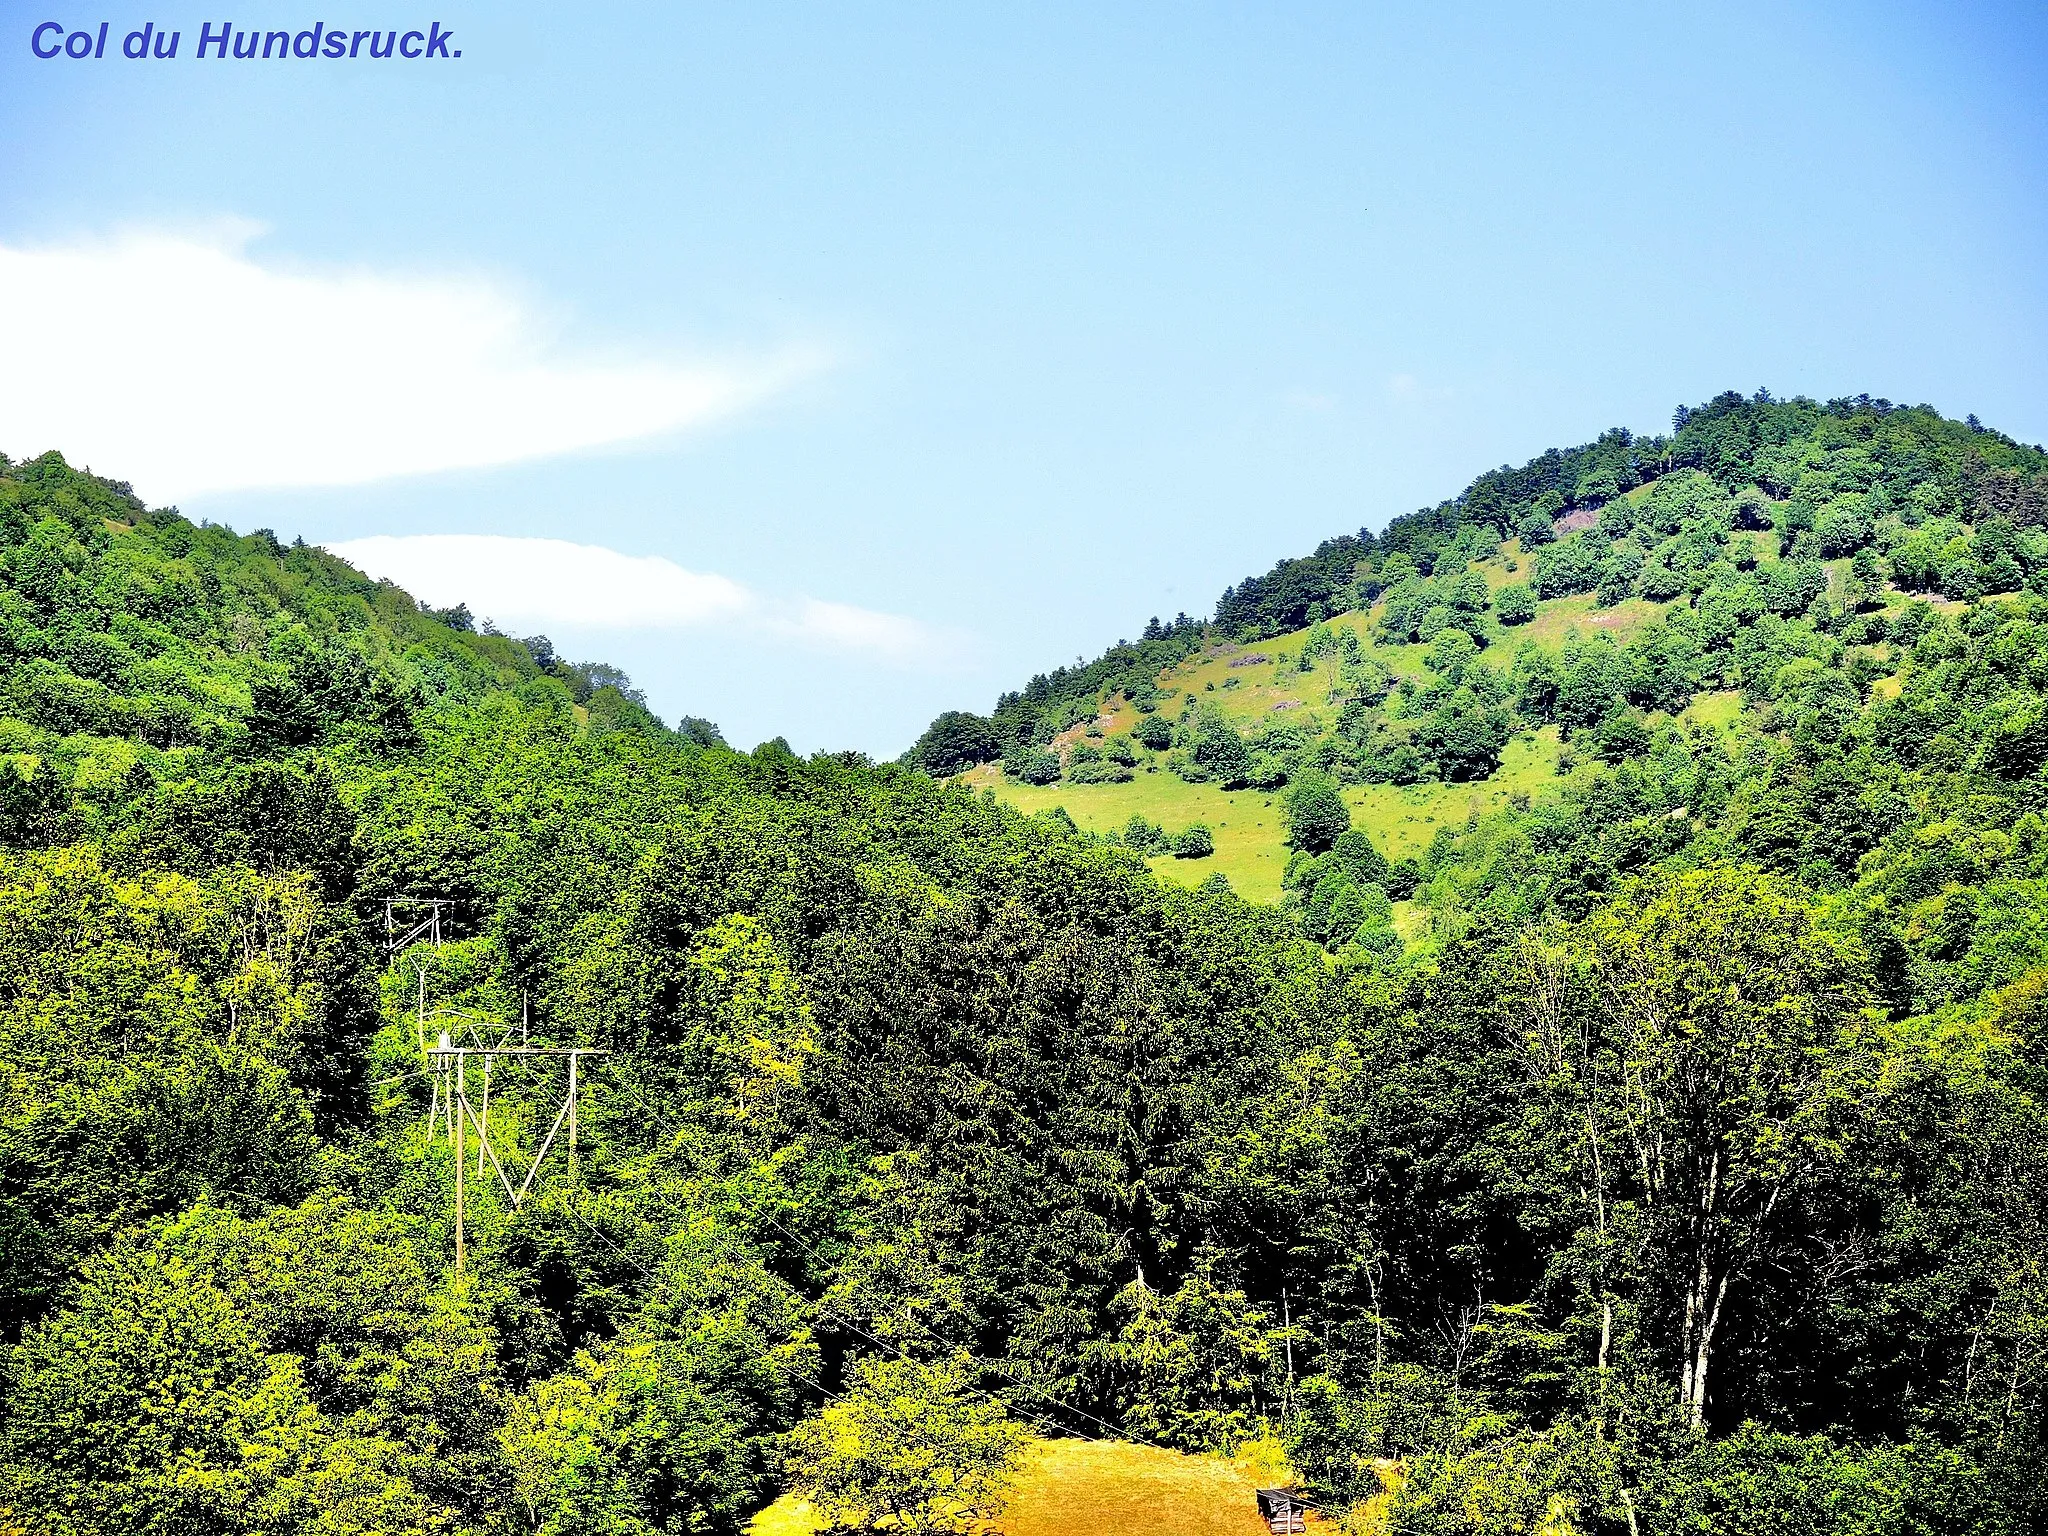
[[1681, 690, 1745, 731], [1514, 592, 1672, 648], [1727, 528, 1776, 564], [965, 763, 1293, 902], [1477, 541, 1529, 589], [966, 728, 1567, 901], [1347, 727, 1564, 860], [966, 578, 1745, 906]]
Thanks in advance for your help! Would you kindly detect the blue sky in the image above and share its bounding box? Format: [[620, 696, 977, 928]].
[[4, 2, 2045, 753]]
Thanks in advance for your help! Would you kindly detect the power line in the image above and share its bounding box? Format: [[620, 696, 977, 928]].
[[393, 901, 603, 1273], [426, 1039, 605, 1270], [387, 940, 1124, 1441]]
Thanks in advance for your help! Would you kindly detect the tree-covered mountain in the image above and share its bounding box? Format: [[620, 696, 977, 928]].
[[919, 391, 2048, 993], [912, 390, 2048, 770], [0, 435, 2044, 1536]]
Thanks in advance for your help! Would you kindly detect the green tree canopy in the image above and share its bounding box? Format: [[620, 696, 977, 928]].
[[1284, 773, 1352, 852], [782, 1356, 1027, 1536], [908, 712, 1000, 778]]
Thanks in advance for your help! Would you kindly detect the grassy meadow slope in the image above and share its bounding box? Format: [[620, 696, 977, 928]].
[[960, 535, 1809, 905], [958, 540, 1630, 901], [0, 447, 1387, 1536], [6, 402, 2048, 1535]]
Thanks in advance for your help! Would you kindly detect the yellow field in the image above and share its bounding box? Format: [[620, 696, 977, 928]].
[[751, 1438, 1294, 1536]]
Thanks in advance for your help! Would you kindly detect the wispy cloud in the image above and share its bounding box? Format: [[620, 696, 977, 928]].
[[0, 226, 823, 501], [779, 598, 940, 665], [329, 533, 959, 669], [1387, 372, 1453, 402], [330, 535, 751, 628]]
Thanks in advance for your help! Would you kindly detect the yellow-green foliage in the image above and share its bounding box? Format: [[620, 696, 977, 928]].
[[8, 408, 2048, 1536], [0, 1200, 462, 1536], [783, 1354, 1029, 1535], [0, 847, 331, 1309]]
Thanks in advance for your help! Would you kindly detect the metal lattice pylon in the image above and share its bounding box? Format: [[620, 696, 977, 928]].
[[425, 1033, 604, 1271], [400, 898, 604, 1273]]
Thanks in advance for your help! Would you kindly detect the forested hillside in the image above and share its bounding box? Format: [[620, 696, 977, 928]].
[[1, 423, 2044, 1536], [926, 393, 2048, 968], [918, 390, 2048, 765]]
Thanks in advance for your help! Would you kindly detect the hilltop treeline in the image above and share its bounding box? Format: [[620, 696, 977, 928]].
[[0, 440, 2044, 1536], [909, 390, 2048, 772], [1217, 392, 2046, 638]]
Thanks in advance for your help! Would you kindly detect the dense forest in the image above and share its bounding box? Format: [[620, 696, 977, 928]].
[[1, 392, 2045, 1536]]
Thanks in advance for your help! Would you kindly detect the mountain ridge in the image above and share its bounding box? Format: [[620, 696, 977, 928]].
[[908, 389, 2048, 771]]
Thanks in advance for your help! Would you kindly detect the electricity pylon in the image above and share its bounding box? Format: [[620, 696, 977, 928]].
[[425, 1028, 604, 1272], [396, 895, 605, 1273]]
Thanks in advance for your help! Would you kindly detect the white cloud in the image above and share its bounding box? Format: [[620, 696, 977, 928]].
[[780, 598, 939, 665], [329, 533, 959, 669], [329, 534, 751, 628], [0, 226, 821, 501]]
